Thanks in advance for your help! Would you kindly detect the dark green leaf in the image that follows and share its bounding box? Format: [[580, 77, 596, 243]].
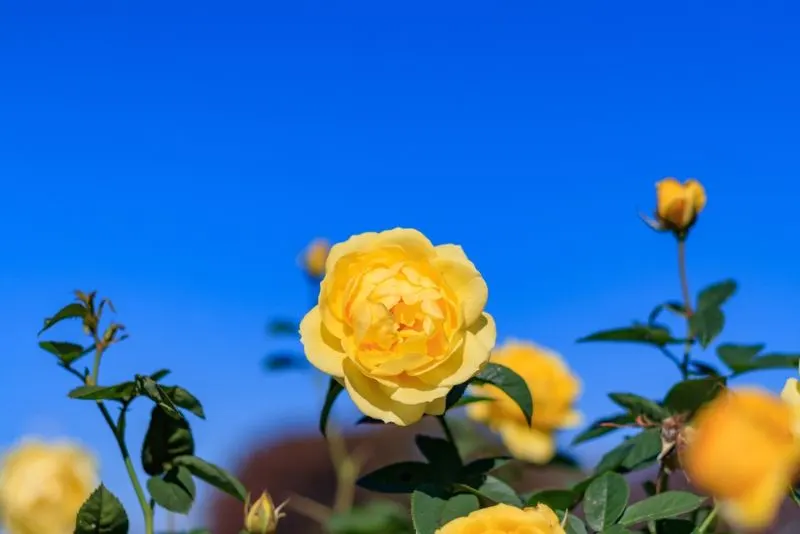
[[648, 302, 687, 325], [618, 491, 706, 526], [471, 362, 533, 426], [438, 493, 480, 525], [689, 307, 725, 349], [39, 302, 87, 335], [267, 318, 299, 336], [415, 435, 461, 475], [146, 466, 196, 514], [412, 485, 475, 534], [136, 375, 182, 420], [355, 415, 383, 425], [572, 413, 636, 445], [656, 519, 695, 534], [687, 361, 722, 377], [459, 456, 512, 477], [162, 386, 205, 419], [577, 325, 682, 346], [444, 381, 470, 410], [39, 341, 91, 365], [595, 441, 635, 474], [452, 394, 495, 407], [74, 484, 129, 534], [327, 501, 411, 534], [718, 344, 800, 375], [68, 382, 136, 402], [469, 475, 523, 507], [358, 462, 438, 493], [600, 527, 633, 534], [527, 489, 576, 511], [620, 429, 662, 470], [696, 280, 737, 310], [320, 378, 344, 436], [663, 378, 726, 415], [150, 369, 171, 381], [550, 450, 582, 469], [608, 393, 669, 421], [141, 407, 195, 476], [263, 352, 309, 371], [173, 455, 246, 501], [557, 512, 588, 534], [583, 472, 629, 531]]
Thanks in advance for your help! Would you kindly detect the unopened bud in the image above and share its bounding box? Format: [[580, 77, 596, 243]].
[[244, 491, 287, 534]]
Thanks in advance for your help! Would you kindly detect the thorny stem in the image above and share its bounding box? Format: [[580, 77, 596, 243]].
[[694, 505, 718, 534], [91, 337, 155, 534]]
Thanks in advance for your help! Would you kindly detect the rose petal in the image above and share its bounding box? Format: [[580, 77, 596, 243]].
[[299, 306, 346, 377]]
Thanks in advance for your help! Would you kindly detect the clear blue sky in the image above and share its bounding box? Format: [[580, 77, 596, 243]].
[[2, 0, 800, 530]]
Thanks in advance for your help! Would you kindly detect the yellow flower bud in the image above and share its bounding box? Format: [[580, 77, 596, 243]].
[[244, 491, 287, 534], [300, 238, 330, 279], [682, 388, 800, 530], [654, 177, 706, 233]]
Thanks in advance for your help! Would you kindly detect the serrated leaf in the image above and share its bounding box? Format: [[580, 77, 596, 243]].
[[471, 362, 533, 426], [608, 393, 668, 421], [572, 413, 636, 445], [527, 489, 576, 511], [173, 455, 246, 501], [358, 462, 438, 493], [618, 491, 706, 526], [39, 341, 91, 365], [320, 378, 344, 436], [74, 484, 129, 534], [68, 382, 137, 402], [578, 325, 682, 346], [39, 302, 87, 335], [147, 466, 196, 514], [583, 472, 629, 531], [696, 280, 737, 310], [663, 377, 725, 415]]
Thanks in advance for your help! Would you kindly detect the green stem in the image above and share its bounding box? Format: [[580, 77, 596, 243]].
[[694, 505, 718, 534], [677, 238, 693, 380], [91, 341, 154, 534], [438, 415, 459, 458]]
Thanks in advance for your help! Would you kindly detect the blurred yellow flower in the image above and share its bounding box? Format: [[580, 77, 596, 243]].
[[0, 438, 98, 534], [655, 177, 707, 232], [300, 238, 330, 279], [244, 491, 287, 534], [300, 228, 496, 426], [682, 388, 800, 530], [781, 372, 800, 436], [467, 341, 581, 463], [436, 502, 565, 534]]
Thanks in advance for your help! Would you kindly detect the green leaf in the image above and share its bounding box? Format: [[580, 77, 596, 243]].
[[150, 369, 171, 381], [471, 362, 533, 426], [415, 435, 461, 475], [620, 429, 662, 470], [411, 485, 478, 534], [608, 393, 669, 421], [557, 512, 588, 534], [328, 501, 411, 534], [687, 361, 722, 377], [648, 302, 687, 324], [656, 519, 695, 534], [147, 466, 196, 514], [452, 394, 495, 407], [577, 325, 682, 346], [74, 484, 129, 534], [689, 307, 725, 349], [572, 413, 636, 445], [583, 472, 629, 531], [173, 455, 246, 501], [618, 491, 706, 526], [444, 381, 471, 410], [320, 378, 344, 436], [267, 318, 299, 336], [600, 526, 633, 534], [141, 407, 195, 476], [717, 343, 800, 375], [358, 462, 438, 493], [595, 441, 635, 474], [477, 475, 524, 507], [39, 341, 91, 365], [39, 302, 87, 335], [263, 351, 309, 371], [459, 456, 512, 477], [663, 377, 725, 415], [696, 279, 737, 310], [136, 375, 183, 420], [527, 489, 576, 511], [68, 382, 137, 402], [162, 386, 205, 419]]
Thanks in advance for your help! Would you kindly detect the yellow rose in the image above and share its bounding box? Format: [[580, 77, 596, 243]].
[[300, 238, 330, 279], [781, 373, 800, 436], [436, 502, 565, 534], [467, 341, 581, 464], [0, 438, 98, 534], [682, 388, 800, 530], [244, 491, 287, 534], [299, 228, 496, 426], [655, 177, 707, 232]]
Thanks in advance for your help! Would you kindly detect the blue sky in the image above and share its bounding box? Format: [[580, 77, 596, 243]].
[[2, 0, 800, 530]]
